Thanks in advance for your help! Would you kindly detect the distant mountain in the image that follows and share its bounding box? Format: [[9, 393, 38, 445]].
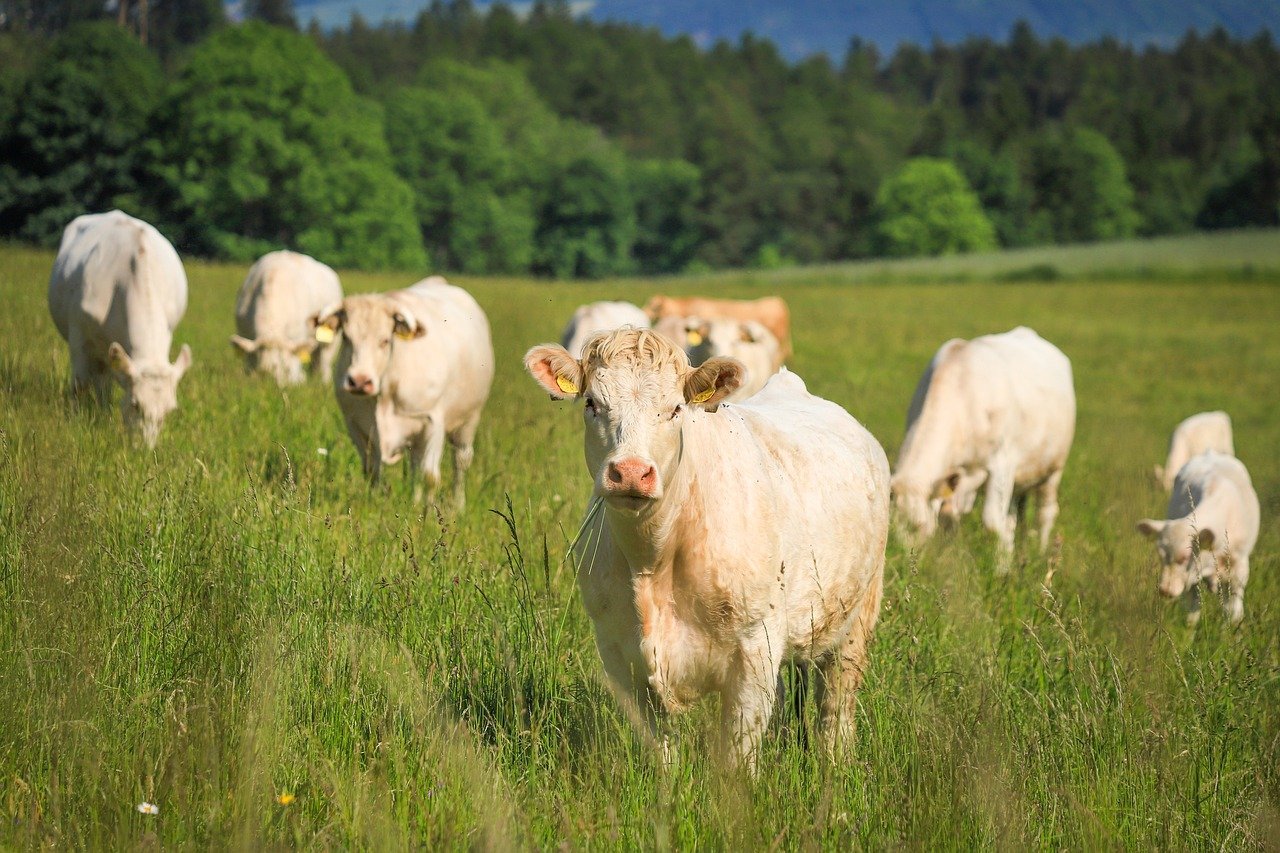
[[289, 0, 1280, 59]]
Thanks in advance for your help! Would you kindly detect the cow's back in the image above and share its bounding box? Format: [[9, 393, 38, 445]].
[[391, 279, 494, 422], [1169, 451, 1260, 553], [236, 251, 342, 343]]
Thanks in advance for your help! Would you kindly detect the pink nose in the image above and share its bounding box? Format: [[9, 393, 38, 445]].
[[344, 373, 375, 395], [606, 458, 657, 496]]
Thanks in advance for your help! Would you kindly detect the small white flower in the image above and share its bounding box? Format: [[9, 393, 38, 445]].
[[136, 802, 159, 815], [316, 447, 329, 457], [553, 494, 562, 503]]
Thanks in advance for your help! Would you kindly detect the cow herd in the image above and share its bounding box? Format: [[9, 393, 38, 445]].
[[45, 210, 1262, 771]]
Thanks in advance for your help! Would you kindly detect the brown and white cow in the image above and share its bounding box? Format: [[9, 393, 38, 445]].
[[314, 276, 493, 505], [645, 294, 792, 362], [653, 315, 783, 402], [524, 329, 888, 770], [231, 250, 343, 386]]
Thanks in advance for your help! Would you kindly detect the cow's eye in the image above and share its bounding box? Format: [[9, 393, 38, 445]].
[[670, 405, 683, 420], [584, 397, 597, 416]]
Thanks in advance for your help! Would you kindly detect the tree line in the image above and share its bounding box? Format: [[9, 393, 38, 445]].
[[2, 1, 1277, 275]]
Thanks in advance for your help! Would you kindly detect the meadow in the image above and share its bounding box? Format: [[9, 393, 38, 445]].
[[1, 236, 1278, 849]]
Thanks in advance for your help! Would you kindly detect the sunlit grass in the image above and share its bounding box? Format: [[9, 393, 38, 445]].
[[1, 242, 1278, 847]]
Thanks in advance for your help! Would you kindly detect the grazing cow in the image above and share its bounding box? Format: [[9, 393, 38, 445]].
[[1137, 451, 1259, 625], [230, 250, 343, 386], [48, 210, 192, 448], [891, 326, 1075, 562], [645, 294, 793, 362], [654, 315, 783, 402], [560, 300, 650, 358], [1155, 411, 1234, 491], [523, 329, 889, 769], [314, 276, 493, 505]]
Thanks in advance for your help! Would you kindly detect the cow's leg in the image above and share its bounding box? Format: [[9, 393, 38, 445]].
[[816, 569, 882, 757], [1225, 554, 1247, 625], [1182, 581, 1202, 627], [346, 417, 380, 483], [596, 640, 667, 757], [981, 463, 1017, 567], [413, 417, 446, 504], [447, 411, 482, 509], [1035, 468, 1063, 549], [67, 328, 102, 406], [720, 634, 781, 773], [315, 341, 338, 383]]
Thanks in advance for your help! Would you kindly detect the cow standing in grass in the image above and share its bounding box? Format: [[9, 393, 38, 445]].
[[315, 276, 493, 506], [48, 210, 193, 448], [1155, 411, 1234, 491], [1138, 450, 1259, 625], [524, 329, 889, 770], [230, 250, 343, 386], [891, 326, 1075, 563]]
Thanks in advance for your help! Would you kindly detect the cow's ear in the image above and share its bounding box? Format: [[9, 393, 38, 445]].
[[172, 344, 193, 379], [525, 344, 583, 399], [392, 308, 425, 340], [312, 302, 344, 344], [932, 472, 961, 499], [107, 342, 135, 380], [684, 356, 744, 408], [229, 334, 258, 354], [644, 295, 667, 320], [1136, 519, 1166, 538], [1197, 527, 1216, 551]]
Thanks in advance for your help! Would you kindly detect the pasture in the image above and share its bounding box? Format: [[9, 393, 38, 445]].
[[1, 240, 1278, 848]]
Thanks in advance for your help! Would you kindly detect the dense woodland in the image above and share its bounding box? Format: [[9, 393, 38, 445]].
[[1, 0, 1278, 275]]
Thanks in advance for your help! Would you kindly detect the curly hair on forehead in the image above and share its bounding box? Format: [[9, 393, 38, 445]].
[[579, 327, 690, 375]]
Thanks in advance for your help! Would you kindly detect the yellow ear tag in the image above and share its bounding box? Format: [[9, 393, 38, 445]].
[[394, 327, 416, 341], [691, 387, 715, 404], [556, 375, 579, 396], [686, 330, 703, 346], [314, 325, 335, 344], [298, 348, 312, 366]]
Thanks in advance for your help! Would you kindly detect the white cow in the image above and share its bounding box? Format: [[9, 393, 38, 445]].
[[560, 300, 650, 358], [524, 329, 889, 770], [891, 326, 1075, 562], [1137, 451, 1259, 624], [655, 314, 784, 401], [1155, 411, 1234, 491], [314, 276, 493, 505], [48, 210, 192, 447], [230, 250, 343, 386]]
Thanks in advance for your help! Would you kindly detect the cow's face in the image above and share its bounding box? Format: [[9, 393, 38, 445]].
[[891, 471, 960, 542], [314, 295, 422, 397], [108, 342, 192, 448], [1137, 518, 1215, 598], [230, 335, 316, 385], [525, 329, 743, 512]]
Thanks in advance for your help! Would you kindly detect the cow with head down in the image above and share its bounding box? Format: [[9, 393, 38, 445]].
[[523, 328, 889, 770], [314, 276, 493, 506], [230, 250, 343, 386], [48, 210, 193, 448]]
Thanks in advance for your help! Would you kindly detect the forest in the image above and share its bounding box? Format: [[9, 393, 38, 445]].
[[2, 0, 1278, 276]]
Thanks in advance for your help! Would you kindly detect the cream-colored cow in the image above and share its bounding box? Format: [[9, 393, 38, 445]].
[[1155, 411, 1234, 491], [524, 329, 888, 770], [231, 250, 343, 386], [315, 276, 493, 505], [48, 210, 192, 447], [891, 326, 1075, 563], [654, 315, 783, 402], [646, 294, 793, 362], [1138, 451, 1259, 624], [560, 300, 650, 358]]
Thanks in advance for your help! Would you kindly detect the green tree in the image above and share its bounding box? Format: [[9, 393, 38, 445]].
[[0, 23, 163, 244], [871, 158, 997, 257], [1022, 125, 1140, 242], [147, 22, 425, 269], [628, 158, 701, 274]]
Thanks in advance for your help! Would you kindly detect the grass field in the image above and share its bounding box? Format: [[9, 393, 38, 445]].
[[2, 239, 1279, 848]]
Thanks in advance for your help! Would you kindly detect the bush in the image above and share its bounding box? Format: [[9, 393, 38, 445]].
[[1021, 125, 1140, 242], [871, 158, 998, 257]]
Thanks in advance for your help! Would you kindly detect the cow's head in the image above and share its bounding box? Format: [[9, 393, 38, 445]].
[[525, 329, 743, 511], [229, 334, 318, 386], [108, 342, 192, 448], [687, 318, 771, 363], [1136, 517, 1216, 598], [312, 295, 423, 397], [890, 470, 960, 542]]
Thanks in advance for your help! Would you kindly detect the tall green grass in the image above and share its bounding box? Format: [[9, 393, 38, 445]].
[[1, 243, 1278, 847]]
